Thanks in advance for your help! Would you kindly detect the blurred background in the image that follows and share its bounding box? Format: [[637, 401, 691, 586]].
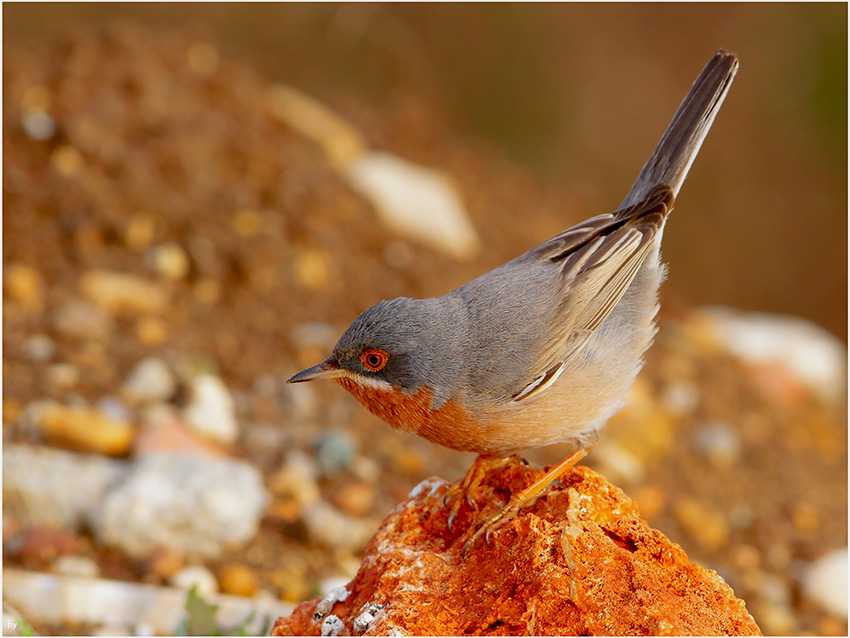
[[6, 3, 848, 338], [3, 4, 847, 637]]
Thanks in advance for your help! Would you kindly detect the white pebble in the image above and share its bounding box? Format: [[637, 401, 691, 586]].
[[802, 547, 848, 620], [183, 374, 238, 444], [53, 555, 100, 579], [170, 565, 219, 597], [121, 358, 176, 404]]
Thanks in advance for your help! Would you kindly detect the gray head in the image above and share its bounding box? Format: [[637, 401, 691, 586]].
[[287, 296, 464, 402]]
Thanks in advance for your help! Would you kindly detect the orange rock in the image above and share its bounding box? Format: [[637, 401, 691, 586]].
[[272, 458, 760, 636]]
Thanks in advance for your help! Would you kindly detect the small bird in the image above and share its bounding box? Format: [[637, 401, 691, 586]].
[[289, 51, 738, 550]]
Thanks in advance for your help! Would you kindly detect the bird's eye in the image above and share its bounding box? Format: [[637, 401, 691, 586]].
[[360, 348, 389, 372]]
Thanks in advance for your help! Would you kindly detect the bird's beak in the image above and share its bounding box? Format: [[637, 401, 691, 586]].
[[287, 360, 345, 383]]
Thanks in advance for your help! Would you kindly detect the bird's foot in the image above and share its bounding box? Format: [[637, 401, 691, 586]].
[[442, 454, 514, 531], [460, 448, 589, 558]]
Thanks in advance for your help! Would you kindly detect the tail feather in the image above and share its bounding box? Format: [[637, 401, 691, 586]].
[[620, 50, 739, 210]]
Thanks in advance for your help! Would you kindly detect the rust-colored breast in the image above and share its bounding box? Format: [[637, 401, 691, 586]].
[[335, 378, 492, 453]]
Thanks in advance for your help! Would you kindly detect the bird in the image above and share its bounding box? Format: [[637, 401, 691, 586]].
[[288, 50, 739, 552]]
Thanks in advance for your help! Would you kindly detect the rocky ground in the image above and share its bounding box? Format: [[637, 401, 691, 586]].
[[3, 23, 847, 636]]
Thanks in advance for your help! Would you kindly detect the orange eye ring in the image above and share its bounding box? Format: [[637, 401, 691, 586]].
[[360, 348, 389, 372]]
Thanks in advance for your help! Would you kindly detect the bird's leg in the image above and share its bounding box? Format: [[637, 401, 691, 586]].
[[443, 453, 514, 531], [461, 447, 589, 557]]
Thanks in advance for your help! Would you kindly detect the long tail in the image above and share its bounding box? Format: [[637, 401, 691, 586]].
[[620, 50, 738, 210]]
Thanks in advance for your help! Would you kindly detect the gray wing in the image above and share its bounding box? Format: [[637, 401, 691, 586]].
[[512, 186, 672, 401]]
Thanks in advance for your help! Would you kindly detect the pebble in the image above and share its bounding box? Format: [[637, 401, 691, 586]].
[[53, 300, 114, 341], [124, 215, 156, 252], [51, 145, 83, 176], [3, 444, 127, 530], [269, 453, 322, 521], [281, 382, 317, 421], [692, 421, 742, 468], [93, 625, 134, 637], [135, 316, 169, 345], [345, 151, 480, 260], [22, 109, 56, 141], [697, 307, 847, 404], [315, 431, 357, 475], [294, 248, 333, 292], [79, 269, 168, 315], [121, 358, 176, 404], [38, 404, 135, 456], [321, 615, 345, 637], [96, 395, 132, 423], [659, 380, 700, 416], [302, 501, 373, 551], [331, 482, 375, 518], [149, 242, 190, 280], [218, 563, 259, 597], [590, 441, 645, 485], [53, 554, 100, 579], [802, 547, 848, 620], [133, 414, 225, 458], [673, 497, 730, 551], [45, 363, 80, 391], [170, 565, 218, 597], [4, 263, 44, 312], [145, 546, 186, 580], [22, 334, 55, 362], [182, 374, 239, 444], [89, 452, 268, 559], [16, 528, 80, 562]]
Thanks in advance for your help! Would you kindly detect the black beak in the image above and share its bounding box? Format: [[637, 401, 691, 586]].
[[287, 360, 345, 383]]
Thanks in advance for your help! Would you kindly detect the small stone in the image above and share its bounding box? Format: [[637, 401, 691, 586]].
[[39, 404, 135, 456], [3, 443, 126, 530], [53, 554, 100, 578], [93, 625, 133, 637], [270, 563, 311, 602], [183, 374, 239, 444], [345, 151, 481, 260], [90, 452, 268, 559], [353, 603, 382, 634], [321, 615, 345, 637], [136, 316, 169, 345], [591, 440, 645, 485], [802, 547, 848, 620], [314, 585, 350, 621], [134, 413, 225, 458], [22, 109, 56, 141], [170, 565, 218, 597], [269, 456, 321, 523], [45, 363, 80, 391], [315, 431, 356, 475], [145, 546, 186, 580], [96, 396, 132, 423], [332, 482, 375, 518], [660, 380, 700, 416], [121, 358, 176, 404], [692, 421, 742, 468], [302, 501, 373, 551], [53, 300, 114, 341], [5, 264, 44, 312], [79, 269, 168, 315], [673, 497, 730, 551], [124, 215, 156, 252], [294, 249, 333, 292], [218, 563, 260, 597], [51, 145, 84, 176], [22, 334, 55, 362], [752, 600, 796, 635], [351, 456, 380, 484], [150, 242, 190, 280]]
